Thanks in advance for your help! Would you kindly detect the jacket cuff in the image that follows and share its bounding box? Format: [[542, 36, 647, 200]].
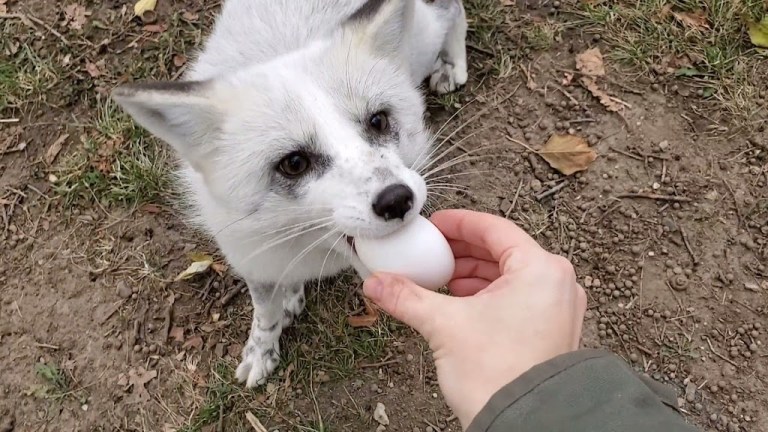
[[466, 349, 611, 432]]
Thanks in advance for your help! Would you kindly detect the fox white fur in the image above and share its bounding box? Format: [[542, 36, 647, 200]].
[[112, 0, 467, 387]]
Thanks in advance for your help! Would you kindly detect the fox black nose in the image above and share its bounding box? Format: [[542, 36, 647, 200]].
[[372, 184, 414, 221]]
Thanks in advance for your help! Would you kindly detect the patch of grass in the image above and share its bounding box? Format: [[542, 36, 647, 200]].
[[0, 21, 63, 115], [571, 0, 768, 120], [34, 362, 70, 399], [429, 91, 463, 110], [523, 21, 560, 51], [54, 96, 170, 206], [279, 272, 395, 386], [178, 361, 240, 432]]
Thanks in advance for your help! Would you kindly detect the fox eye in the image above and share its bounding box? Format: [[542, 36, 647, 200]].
[[278, 152, 311, 178], [368, 112, 389, 133]]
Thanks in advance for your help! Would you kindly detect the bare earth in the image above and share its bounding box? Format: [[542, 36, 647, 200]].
[[1, 1, 766, 431]]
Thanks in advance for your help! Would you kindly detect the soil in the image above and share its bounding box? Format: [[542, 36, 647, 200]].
[[1, 1, 766, 432]]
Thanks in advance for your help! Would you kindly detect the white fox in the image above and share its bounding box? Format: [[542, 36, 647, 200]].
[[112, 0, 467, 387]]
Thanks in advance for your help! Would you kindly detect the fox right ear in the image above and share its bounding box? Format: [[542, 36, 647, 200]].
[[345, 0, 414, 60], [111, 80, 222, 173]]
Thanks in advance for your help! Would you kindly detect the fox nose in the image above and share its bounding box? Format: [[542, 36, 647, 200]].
[[372, 184, 414, 221]]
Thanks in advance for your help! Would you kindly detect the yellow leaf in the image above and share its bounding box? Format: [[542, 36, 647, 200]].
[[575, 48, 605, 77], [133, 0, 157, 17], [174, 253, 213, 281], [539, 134, 598, 176], [747, 17, 768, 48]]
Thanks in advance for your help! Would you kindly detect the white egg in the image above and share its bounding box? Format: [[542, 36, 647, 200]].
[[355, 215, 455, 290]]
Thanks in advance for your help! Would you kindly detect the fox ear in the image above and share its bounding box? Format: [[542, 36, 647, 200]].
[[345, 0, 414, 59], [111, 80, 222, 173]]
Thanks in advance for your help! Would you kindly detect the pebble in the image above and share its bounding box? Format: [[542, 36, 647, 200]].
[[406, 353, 415, 362], [373, 403, 389, 426], [117, 281, 133, 299], [658, 140, 669, 151]]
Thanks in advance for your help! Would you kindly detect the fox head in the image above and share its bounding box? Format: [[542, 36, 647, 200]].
[[113, 0, 431, 253]]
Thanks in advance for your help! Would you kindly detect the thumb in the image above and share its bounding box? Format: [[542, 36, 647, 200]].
[[363, 272, 443, 336]]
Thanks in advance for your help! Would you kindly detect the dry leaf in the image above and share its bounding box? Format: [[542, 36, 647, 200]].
[[211, 262, 228, 276], [747, 16, 768, 48], [348, 297, 380, 328], [45, 134, 68, 165], [0, 0, 7, 14], [672, 10, 709, 31], [538, 134, 597, 175], [169, 326, 184, 342], [174, 253, 213, 281], [85, 61, 101, 78], [227, 343, 242, 358], [140, 203, 162, 214], [182, 10, 199, 21], [562, 72, 574, 86], [173, 54, 187, 67], [64, 4, 88, 30], [126, 367, 157, 404], [575, 47, 605, 77], [134, 0, 157, 16], [183, 335, 204, 350], [142, 23, 166, 33], [579, 77, 628, 112]]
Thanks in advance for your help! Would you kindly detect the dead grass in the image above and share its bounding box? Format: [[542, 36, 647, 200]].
[[570, 0, 768, 122]]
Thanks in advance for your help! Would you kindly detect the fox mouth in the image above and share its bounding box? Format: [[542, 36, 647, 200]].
[[345, 236, 356, 254]]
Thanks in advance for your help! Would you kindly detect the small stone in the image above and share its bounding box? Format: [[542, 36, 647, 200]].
[[376, 426, 386, 432], [658, 140, 669, 151], [406, 353, 415, 362], [117, 281, 133, 299], [133, 344, 141, 353], [373, 403, 389, 426]]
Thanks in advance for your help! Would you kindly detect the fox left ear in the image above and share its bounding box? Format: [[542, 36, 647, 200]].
[[345, 0, 414, 60]]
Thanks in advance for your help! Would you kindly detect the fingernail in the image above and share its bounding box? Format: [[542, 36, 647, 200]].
[[363, 275, 384, 300]]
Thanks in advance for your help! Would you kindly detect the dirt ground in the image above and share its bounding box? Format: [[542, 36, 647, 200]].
[[1, 0, 767, 431]]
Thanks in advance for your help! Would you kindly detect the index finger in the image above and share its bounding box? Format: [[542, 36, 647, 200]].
[[430, 209, 541, 262]]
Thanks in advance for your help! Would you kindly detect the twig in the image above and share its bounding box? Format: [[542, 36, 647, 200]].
[[200, 274, 217, 299], [22, 13, 70, 45], [245, 412, 268, 432], [609, 146, 643, 161], [34, 342, 60, 350], [616, 193, 692, 203], [467, 42, 494, 56], [506, 135, 536, 153], [359, 359, 400, 369], [219, 282, 245, 306], [505, 178, 524, 218], [661, 160, 667, 184], [679, 226, 699, 265], [0, 118, 19, 123], [704, 336, 739, 368], [162, 299, 174, 344], [720, 177, 743, 228], [535, 181, 569, 201]]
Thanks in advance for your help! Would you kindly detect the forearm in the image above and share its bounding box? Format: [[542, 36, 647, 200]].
[[468, 350, 699, 432]]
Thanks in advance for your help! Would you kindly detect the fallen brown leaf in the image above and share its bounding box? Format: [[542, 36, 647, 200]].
[[0, 0, 7, 14], [672, 9, 709, 31], [173, 54, 187, 67], [539, 134, 598, 175], [182, 335, 203, 350], [140, 203, 162, 214], [227, 343, 242, 358], [182, 10, 199, 21], [85, 61, 101, 78], [348, 297, 380, 328], [45, 134, 68, 165], [562, 72, 574, 86], [142, 23, 167, 33], [64, 4, 88, 30], [579, 77, 628, 112], [211, 262, 228, 276], [575, 47, 605, 77], [169, 326, 184, 343], [126, 367, 157, 404]]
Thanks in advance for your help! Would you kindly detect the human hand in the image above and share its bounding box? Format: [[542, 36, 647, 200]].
[[362, 209, 586, 429]]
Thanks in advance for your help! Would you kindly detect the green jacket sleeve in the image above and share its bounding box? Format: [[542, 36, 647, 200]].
[[467, 349, 699, 432]]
